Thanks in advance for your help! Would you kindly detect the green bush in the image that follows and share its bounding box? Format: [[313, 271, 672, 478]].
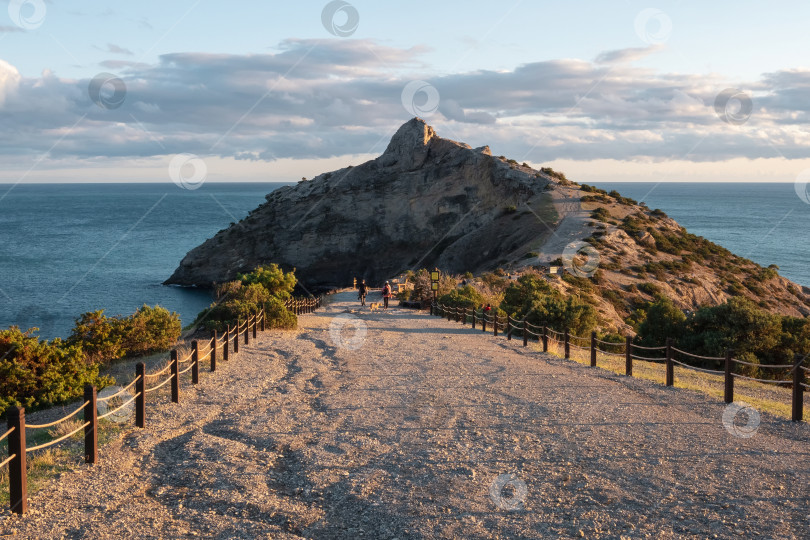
[[237, 263, 296, 300], [194, 279, 297, 333], [632, 296, 810, 378], [1, 328, 112, 415], [438, 285, 485, 310], [591, 207, 611, 222], [67, 305, 181, 365], [636, 297, 686, 347], [639, 282, 663, 297], [500, 274, 598, 336]]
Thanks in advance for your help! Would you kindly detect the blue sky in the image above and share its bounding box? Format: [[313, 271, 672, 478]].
[[1, 0, 810, 183]]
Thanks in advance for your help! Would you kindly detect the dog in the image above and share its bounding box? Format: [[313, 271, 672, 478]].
[[369, 302, 381, 312]]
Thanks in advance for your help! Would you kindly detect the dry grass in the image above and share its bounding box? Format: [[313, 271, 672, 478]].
[[531, 336, 809, 422]]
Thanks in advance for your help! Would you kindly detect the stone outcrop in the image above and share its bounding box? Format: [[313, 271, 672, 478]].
[[165, 118, 558, 289]]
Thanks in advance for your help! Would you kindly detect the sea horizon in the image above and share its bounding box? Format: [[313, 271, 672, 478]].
[[1, 181, 807, 340]]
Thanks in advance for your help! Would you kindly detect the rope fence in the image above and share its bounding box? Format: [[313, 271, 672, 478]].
[[3, 296, 323, 515], [430, 301, 809, 427], [97, 376, 140, 403], [25, 401, 89, 430]]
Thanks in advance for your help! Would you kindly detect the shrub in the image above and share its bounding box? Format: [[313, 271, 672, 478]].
[[591, 207, 611, 222], [1, 328, 112, 415], [237, 263, 296, 300], [67, 305, 181, 365], [760, 265, 778, 281], [194, 264, 298, 332], [499, 273, 598, 336], [639, 282, 663, 297], [194, 282, 297, 332], [396, 288, 412, 302], [121, 305, 182, 357], [438, 285, 485, 310], [636, 297, 686, 347], [409, 269, 457, 304]]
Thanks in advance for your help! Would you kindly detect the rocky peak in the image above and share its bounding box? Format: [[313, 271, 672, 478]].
[[381, 117, 437, 170], [165, 118, 551, 289]]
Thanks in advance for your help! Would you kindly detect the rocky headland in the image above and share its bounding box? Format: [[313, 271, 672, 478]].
[[166, 118, 810, 331]]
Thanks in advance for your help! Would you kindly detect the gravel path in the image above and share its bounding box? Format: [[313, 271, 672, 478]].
[[2, 291, 809, 539]]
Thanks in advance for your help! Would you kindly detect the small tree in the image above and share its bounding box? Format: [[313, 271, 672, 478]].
[[238, 263, 296, 300]]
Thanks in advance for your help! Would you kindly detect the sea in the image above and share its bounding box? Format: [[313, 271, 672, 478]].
[[0, 182, 808, 339], [0, 182, 292, 339]]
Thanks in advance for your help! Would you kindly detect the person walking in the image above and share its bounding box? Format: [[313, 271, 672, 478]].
[[382, 281, 392, 309], [358, 279, 368, 306]]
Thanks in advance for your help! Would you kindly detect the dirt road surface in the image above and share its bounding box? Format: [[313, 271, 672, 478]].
[[3, 291, 809, 539]]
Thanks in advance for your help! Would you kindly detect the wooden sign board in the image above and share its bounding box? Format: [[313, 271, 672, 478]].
[[431, 282, 439, 291], [430, 270, 440, 281]]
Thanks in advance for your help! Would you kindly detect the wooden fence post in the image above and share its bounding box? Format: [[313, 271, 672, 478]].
[[625, 336, 632, 376], [261, 309, 265, 331], [171, 349, 180, 403], [7, 406, 27, 515], [564, 329, 570, 359], [135, 363, 145, 428], [482, 312, 487, 333], [84, 384, 98, 464], [472, 310, 476, 329], [493, 313, 498, 337], [724, 348, 734, 404], [430, 303, 434, 316], [191, 341, 199, 385], [253, 312, 258, 338], [507, 315, 512, 340], [462, 308, 467, 325], [590, 331, 597, 367], [523, 319, 528, 347], [542, 325, 548, 352], [244, 317, 250, 345], [211, 332, 217, 372], [665, 338, 674, 386], [792, 355, 803, 422], [234, 321, 240, 354]]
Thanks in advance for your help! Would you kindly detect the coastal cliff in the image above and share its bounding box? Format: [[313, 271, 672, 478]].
[[165, 118, 559, 289], [166, 118, 810, 327]]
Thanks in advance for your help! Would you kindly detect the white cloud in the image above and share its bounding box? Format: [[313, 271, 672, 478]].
[[1, 41, 810, 173], [0, 59, 21, 107]]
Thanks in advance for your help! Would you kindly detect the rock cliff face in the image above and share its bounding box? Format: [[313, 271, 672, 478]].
[[165, 118, 558, 289]]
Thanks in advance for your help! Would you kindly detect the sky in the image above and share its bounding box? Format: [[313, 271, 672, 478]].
[[1, 0, 810, 184]]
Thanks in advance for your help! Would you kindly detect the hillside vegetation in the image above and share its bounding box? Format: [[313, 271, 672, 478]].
[[1, 264, 301, 417], [411, 171, 810, 380]]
